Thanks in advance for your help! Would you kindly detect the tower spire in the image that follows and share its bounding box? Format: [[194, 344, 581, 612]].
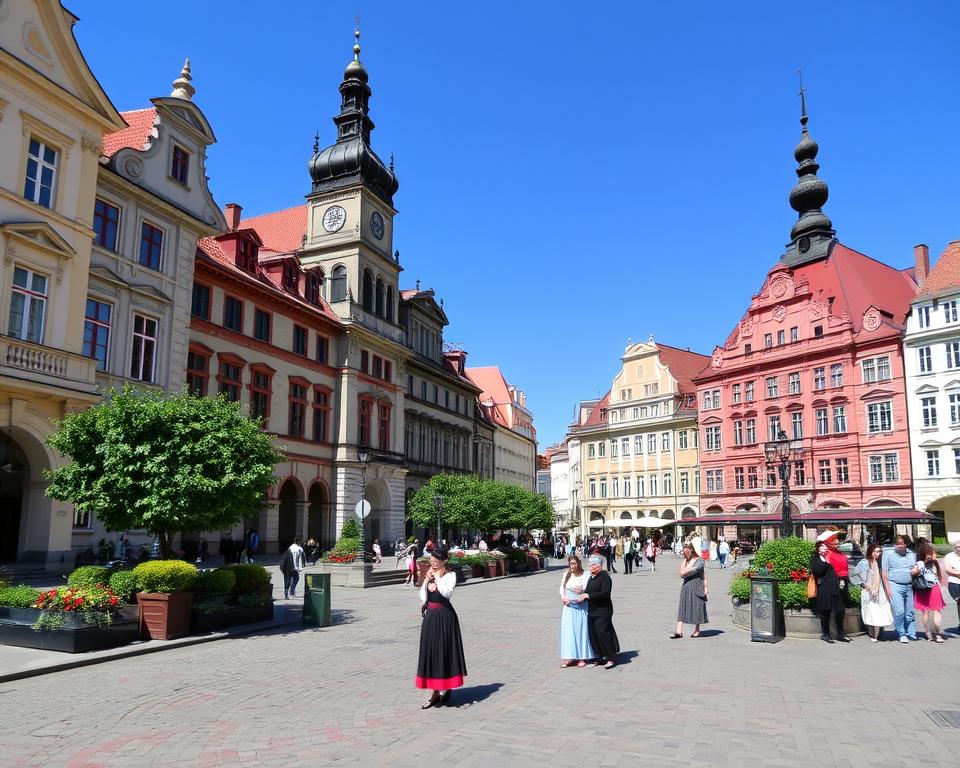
[[783, 75, 835, 266], [170, 58, 195, 101]]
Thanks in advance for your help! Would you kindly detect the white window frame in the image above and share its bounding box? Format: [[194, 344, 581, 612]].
[[917, 305, 931, 329], [23, 137, 58, 209], [919, 346, 932, 374], [130, 312, 159, 383], [8, 265, 49, 343], [832, 405, 846, 434], [922, 396, 938, 428], [926, 449, 941, 477], [866, 401, 892, 433]]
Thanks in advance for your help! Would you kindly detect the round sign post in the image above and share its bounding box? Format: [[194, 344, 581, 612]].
[[355, 500, 371, 519]]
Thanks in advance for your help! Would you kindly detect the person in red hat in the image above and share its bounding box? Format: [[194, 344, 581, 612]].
[[810, 530, 850, 643], [822, 530, 851, 608]]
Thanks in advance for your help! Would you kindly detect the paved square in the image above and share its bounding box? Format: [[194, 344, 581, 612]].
[[3, 559, 960, 767]]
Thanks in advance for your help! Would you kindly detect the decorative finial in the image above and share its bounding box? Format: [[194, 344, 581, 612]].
[[440, 298, 444, 308], [313, 132, 319, 153], [394, 249, 400, 264], [170, 58, 195, 101], [389, 152, 395, 173], [798, 69, 808, 132], [353, 18, 361, 60], [416, 278, 421, 291]]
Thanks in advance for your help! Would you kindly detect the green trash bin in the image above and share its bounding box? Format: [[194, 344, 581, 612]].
[[303, 572, 331, 627]]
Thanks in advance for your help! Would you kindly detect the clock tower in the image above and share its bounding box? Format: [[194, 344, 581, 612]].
[[301, 28, 400, 320]]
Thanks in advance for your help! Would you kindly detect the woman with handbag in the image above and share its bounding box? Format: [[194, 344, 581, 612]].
[[914, 544, 946, 643], [810, 533, 848, 643], [858, 542, 893, 642]]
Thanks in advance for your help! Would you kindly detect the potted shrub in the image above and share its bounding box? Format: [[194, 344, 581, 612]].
[[133, 560, 198, 640]]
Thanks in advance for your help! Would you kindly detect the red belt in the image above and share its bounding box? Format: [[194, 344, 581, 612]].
[[426, 603, 444, 610]]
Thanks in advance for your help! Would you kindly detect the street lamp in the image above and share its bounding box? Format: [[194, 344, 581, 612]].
[[358, 448, 370, 563], [473, 432, 481, 478], [433, 493, 444, 545], [764, 428, 803, 538]]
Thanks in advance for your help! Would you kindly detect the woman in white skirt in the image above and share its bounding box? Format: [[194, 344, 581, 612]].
[[858, 542, 893, 642]]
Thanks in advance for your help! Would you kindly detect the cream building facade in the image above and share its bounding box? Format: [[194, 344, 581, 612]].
[[576, 341, 708, 536], [0, 1, 125, 567]]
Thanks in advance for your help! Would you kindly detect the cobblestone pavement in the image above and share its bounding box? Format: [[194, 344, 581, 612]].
[[4, 558, 960, 767]]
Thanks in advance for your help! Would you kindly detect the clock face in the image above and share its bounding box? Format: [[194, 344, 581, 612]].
[[322, 205, 346, 233], [370, 211, 385, 240]]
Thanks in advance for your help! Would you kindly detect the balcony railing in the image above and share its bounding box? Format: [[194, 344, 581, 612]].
[[1, 336, 97, 392]]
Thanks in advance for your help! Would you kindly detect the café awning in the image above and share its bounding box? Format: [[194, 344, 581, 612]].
[[796, 508, 933, 525], [675, 515, 780, 525]]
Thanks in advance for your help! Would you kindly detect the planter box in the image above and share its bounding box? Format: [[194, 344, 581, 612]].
[[310, 562, 372, 588], [526, 555, 540, 571], [191, 601, 273, 633], [0, 607, 139, 653], [493, 559, 506, 577], [731, 598, 865, 638], [137, 592, 194, 640], [484, 563, 497, 578], [471, 565, 485, 578]]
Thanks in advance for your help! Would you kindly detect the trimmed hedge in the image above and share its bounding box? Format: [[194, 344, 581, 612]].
[[67, 565, 111, 588], [0, 585, 41, 608], [108, 570, 138, 603], [195, 568, 236, 595], [222, 564, 270, 594], [132, 560, 198, 593]]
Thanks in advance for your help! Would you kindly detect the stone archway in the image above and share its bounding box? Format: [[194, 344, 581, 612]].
[[927, 496, 960, 543], [661, 509, 676, 520], [0, 434, 30, 561], [681, 507, 697, 519], [364, 478, 390, 547], [307, 481, 333, 551], [0, 422, 58, 564], [277, 479, 301, 550]]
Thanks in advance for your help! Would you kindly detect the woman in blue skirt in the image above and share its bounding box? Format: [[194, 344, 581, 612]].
[[559, 555, 594, 667]]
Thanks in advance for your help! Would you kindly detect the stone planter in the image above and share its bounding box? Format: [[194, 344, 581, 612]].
[[731, 598, 865, 638], [0, 607, 139, 653], [471, 565, 485, 578], [493, 559, 506, 577], [526, 554, 540, 571], [484, 562, 497, 578], [191, 601, 273, 633], [137, 592, 195, 640]]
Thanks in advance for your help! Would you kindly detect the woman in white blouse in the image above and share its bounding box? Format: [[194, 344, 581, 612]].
[[415, 548, 467, 708], [559, 555, 595, 667]]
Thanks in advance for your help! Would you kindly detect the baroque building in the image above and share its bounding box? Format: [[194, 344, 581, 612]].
[[575, 340, 707, 536], [903, 241, 960, 543], [0, 0, 125, 567], [694, 101, 926, 544]]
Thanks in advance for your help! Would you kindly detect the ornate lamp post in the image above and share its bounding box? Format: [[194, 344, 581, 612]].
[[763, 429, 803, 538], [433, 493, 443, 546], [358, 448, 370, 562]]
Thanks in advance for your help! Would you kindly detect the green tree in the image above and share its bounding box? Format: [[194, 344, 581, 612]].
[[45, 386, 283, 558]]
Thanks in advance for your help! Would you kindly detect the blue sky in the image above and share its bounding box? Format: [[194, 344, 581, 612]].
[[70, 1, 960, 449]]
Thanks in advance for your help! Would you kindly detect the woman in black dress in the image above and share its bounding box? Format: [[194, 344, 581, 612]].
[[415, 548, 467, 708], [580, 554, 620, 668], [810, 536, 848, 643]]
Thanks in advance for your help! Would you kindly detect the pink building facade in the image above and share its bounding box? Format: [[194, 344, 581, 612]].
[[693, 106, 920, 542]]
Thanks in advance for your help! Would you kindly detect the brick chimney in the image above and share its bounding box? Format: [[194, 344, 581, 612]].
[[224, 203, 242, 232], [914, 244, 930, 286]]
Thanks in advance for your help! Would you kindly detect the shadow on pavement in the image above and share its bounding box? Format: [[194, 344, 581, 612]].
[[693, 629, 724, 638], [615, 650, 639, 665], [450, 682, 504, 707]]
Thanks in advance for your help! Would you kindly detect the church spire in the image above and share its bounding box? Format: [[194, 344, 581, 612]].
[[170, 58, 195, 101], [783, 74, 835, 266]]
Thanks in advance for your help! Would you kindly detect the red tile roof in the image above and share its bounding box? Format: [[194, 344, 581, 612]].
[[581, 391, 611, 427], [101, 108, 157, 158], [916, 241, 960, 300], [656, 344, 711, 396], [239, 205, 308, 255], [465, 367, 512, 408], [821, 243, 917, 330]]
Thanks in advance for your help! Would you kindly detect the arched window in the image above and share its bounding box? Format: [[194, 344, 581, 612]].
[[375, 278, 385, 316], [330, 266, 347, 303], [362, 269, 374, 312], [385, 285, 394, 322]]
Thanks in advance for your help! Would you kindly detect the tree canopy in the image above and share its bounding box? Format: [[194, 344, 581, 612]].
[[407, 474, 554, 534], [46, 387, 283, 557]]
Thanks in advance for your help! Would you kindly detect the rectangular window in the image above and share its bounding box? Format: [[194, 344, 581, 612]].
[[832, 405, 846, 433], [588, 443, 596, 458], [663, 472, 672, 495], [926, 449, 941, 477], [8, 266, 48, 343], [947, 342, 960, 369], [130, 314, 157, 382], [311, 335, 328, 364], [589, 478, 596, 498], [813, 367, 826, 391], [745, 418, 756, 444], [922, 396, 938, 428], [93, 198, 120, 250], [794, 460, 806, 486], [661, 432, 671, 451], [734, 466, 745, 490], [289, 383, 307, 438], [82, 298, 111, 371], [745, 381, 755, 402], [292, 325, 307, 356], [621, 437, 630, 456], [600, 477, 608, 498], [835, 458, 849, 484], [611, 439, 618, 458], [310, 388, 329, 443], [766, 376, 778, 398], [634, 435, 643, 454], [361, 350, 370, 374], [816, 408, 828, 436], [636, 475, 645, 497], [218, 361, 241, 401], [733, 420, 743, 446], [767, 468, 778, 488], [253, 309, 271, 342], [764, 333, 773, 348], [191, 283, 210, 320], [814, 325, 824, 337], [623, 476, 631, 497], [954, 448, 960, 476], [862, 355, 891, 382], [950, 393, 960, 425], [819, 459, 832, 485], [705, 469, 722, 493], [767, 415, 781, 441], [358, 398, 373, 446], [373, 356, 384, 381], [171, 146, 189, 185], [867, 401, 892, 433], [869, 455, 883, 483], [747, 466, 758, 489], [378, 401, 391, 451], [223, 296, 243, 332], [918, 305, 931, 328], [884, 453, 899, 482], [788, 372, 801, 395], [777, 329, 785, 346], [945, 300, 958, 324], [732, 383, 741, 404], [139, 222, 163, 270], [678, 430, 688, 450], [612, 476, 620, 498], [649, 474, 658, 496], [790, 326, 799, 342], [919, 347, 932, 373], [680, 471, 689, 494], [23, 138, 57, 208], [186, 351, 209, 396], [830, 364, 843, 388], [237, 239, 257, 272], [791, 411, 803, 439], [249, 371, 271, 421], [647, 434, 656, 453], [705, 426, 722, 451]]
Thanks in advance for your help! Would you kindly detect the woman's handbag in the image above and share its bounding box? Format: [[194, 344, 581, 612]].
[[911, 572, 931, 592], [806, 574, 817, 599]]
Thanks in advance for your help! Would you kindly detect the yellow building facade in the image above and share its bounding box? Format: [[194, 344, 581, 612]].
[[0, 1, 125, 567], [576, 341, 709, 537]]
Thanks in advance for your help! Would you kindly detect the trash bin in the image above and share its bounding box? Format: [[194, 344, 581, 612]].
[[303, 572, 331, 627]]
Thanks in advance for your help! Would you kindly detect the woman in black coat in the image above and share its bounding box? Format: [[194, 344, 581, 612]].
[[579, 555, 620, 668], [810, 539, 848, 643]]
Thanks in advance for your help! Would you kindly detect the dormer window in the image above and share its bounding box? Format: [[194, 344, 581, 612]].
[[282, 261, 299, 294], [171, 146, 189, 185], [306, 271, 323, 306], [237, 239, 257, 273]]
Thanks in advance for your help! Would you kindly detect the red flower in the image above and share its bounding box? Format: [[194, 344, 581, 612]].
[[766, 562, 774, 569]]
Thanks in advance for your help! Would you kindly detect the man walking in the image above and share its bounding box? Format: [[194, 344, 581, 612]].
[[623, 535, 634, 574], [718, 539, 730, 568], [280, 536, 306, 599]]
